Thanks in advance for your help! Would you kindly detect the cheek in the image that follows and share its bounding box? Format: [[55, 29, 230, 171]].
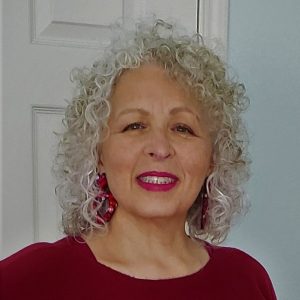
[[100, 144, 132, 198], [180, 144, 212, 176], [100, 138, 137, 175]]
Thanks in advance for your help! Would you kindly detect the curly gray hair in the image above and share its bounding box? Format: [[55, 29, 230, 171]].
[[55, 19, 250, 244]]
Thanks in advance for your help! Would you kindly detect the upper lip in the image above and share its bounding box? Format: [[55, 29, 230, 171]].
[[137, 171, 178, 180]]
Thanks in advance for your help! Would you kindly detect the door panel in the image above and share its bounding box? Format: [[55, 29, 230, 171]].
[[32, 106, 65, 242], [1, 0, 228, 258]]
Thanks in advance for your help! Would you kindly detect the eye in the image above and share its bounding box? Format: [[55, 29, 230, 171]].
[[122, 122, 146, 132], [173, 124, 195, 135]]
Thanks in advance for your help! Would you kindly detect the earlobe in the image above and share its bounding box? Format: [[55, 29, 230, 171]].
[[97, 149, 105, 174], [207, 164, 214, 177], [98, 164, 105, 174], [207, 154, 214, 176], [98, 158, 105, 174]]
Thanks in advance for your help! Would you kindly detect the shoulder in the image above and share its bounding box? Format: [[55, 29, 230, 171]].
[[1, 237, 75, 268], [204, 243, 277, 298], [0, 237, 86, 284], [206, 243, 256, 261], [206, 243, 268, 274], [0, 237, 96, 298]]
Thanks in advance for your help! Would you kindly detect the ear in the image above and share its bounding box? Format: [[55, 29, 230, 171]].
[[97, 145, 105, 174], [98, 159, 105, 174], [208, 164, 214, 175], [206, 157, 214, 177]]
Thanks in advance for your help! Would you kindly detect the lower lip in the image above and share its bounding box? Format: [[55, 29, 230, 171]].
[[136, 178, 178, 192]]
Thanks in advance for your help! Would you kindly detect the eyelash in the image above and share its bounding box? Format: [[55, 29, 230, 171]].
[[173, 124, 195, 135], [122, 122, 195, 135], [122, 122, 146, 132]]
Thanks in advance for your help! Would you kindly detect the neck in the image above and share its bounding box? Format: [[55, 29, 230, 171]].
[[90, 208, 190, 257], [109, 209, 189, 253], [84, 209, 208, 279]]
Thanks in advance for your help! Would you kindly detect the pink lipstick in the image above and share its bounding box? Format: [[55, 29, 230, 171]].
[[136, 171, 178, 192]]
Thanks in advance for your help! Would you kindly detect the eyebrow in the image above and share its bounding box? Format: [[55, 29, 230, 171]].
[[116, 106, 201, 120], [169, 106, 200, 119], [116, 108, 150, 118]]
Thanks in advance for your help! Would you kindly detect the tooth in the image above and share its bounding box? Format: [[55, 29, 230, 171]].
[[140, 176, 175, 184]]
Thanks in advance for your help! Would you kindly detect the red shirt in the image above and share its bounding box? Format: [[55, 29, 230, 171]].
[[0, 237, 277, 299]]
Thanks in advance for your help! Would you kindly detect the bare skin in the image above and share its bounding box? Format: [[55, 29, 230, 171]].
[[85, 213, 210, 279], [84, 64, 212, 279]]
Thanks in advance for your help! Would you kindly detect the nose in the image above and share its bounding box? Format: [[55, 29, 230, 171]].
[[143, 129, 175, 160]]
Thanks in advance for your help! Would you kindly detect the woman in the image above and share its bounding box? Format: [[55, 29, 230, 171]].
[[1, 19, 277, 299]]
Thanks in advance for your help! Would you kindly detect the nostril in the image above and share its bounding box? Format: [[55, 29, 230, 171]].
[[144, 133, 175, 159], [148, 151, 171, 160]]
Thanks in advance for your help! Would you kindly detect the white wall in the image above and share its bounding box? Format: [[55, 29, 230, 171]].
[[0, 0, 3, 257], [227, 1, 300, 299]]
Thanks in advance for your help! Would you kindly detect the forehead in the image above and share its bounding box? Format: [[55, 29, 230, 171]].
[[110, 63, 198, 109]]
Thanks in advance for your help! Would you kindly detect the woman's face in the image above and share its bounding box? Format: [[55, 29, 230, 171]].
[[99, 64, 213, 222]]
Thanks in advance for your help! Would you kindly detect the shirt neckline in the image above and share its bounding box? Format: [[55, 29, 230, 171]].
[[71, 236, 216, 282]]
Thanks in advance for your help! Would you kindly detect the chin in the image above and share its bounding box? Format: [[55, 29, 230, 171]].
[[129, 203, 187, 221]]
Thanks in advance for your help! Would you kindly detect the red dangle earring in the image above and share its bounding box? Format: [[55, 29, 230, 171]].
[[93, 173, 118, 224], [200, 179, 209, 230]]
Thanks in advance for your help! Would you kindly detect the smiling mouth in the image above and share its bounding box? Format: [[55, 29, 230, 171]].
[[136, 172, 178, 192], [139, 176, 176, 184]]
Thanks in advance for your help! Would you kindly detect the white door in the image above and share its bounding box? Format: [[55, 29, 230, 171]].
[[1, 0, 228, 258]]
